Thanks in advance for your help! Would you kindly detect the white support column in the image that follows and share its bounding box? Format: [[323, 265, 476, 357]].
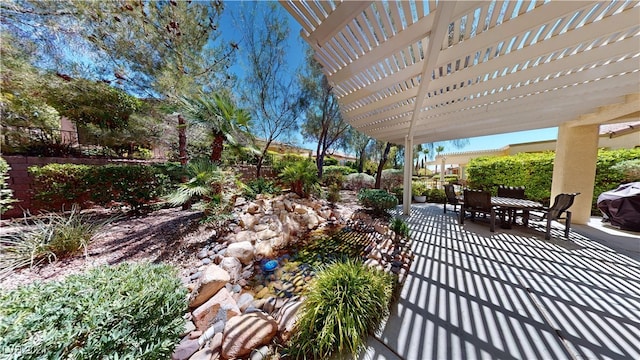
[[403, 136, 413, 215], [551, 123, 600, 224]]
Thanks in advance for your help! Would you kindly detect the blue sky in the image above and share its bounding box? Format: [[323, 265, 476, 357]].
[[220, 1, 559, 154]]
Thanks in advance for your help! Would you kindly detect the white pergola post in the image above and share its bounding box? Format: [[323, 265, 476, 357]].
[[403, 135, 413, 215]]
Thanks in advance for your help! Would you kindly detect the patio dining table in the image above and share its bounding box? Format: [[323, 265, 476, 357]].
[[491, 196, 544, 229]]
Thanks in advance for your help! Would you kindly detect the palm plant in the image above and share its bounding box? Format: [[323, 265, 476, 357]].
[[166, 160, 228, 212], [180, 93, 253, 163], [435, 145, 445, 174], [279, 159, 319, 198]]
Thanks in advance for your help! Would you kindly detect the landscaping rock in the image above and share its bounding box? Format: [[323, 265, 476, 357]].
[[172, 338, 200, 360], [249, 345, 270, 360], [192, 288, 240, 331], [237, 293, 254, 312], [234, 230, 257, 244], [219, 257, 242, 283], [239, 215, 258, 231], [276, 300, 303, 343], [247, 202, 260, 214], [209, 332, 223, 352], [199, 320, 225, 346], [256, 228, 278, 241], [254, 241, 274, 258], [190, 265, 231, 308], [189, 347, 214, 360], [226, 242, 254, 265], [182, 321, 197, 336], [221, 313, 278, 359]]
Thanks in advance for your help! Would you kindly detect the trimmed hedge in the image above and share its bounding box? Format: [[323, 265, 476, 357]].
[[0, 263, 187, 359], [30, 163, 176, 211], [467, 148, 640, 211]]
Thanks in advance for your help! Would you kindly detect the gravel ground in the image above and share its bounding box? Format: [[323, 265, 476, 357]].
[[0, 190, 362, 290]]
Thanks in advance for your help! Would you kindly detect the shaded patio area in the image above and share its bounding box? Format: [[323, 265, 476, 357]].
[[361, 203, 640, 360]]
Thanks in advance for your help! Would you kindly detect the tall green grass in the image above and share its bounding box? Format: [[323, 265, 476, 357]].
[[288, 260, 394, 359]]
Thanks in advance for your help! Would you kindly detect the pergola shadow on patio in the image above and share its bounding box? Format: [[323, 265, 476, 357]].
[[360, 203, 640, 360]]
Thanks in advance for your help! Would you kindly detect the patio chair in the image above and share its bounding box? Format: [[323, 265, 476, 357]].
[[443, 184, 460, 213], [497, 185, 526, 224], [459, 189, 496, 232], [532, 193, 580, 239]]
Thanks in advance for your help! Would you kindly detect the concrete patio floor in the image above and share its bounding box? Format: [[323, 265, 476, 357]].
[[360, 203, 640, 360]]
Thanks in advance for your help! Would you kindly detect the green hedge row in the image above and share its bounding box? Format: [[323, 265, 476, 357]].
[[29, 163, 180, 211], [467, 148, 640, 211]]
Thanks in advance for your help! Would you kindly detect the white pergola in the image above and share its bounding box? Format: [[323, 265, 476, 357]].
[[281, 0, 640, 221]]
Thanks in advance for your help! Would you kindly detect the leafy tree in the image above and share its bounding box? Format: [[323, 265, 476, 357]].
[[375, 142, 393, 189], [300, 52, 350, 178], [234, 2, 305, 177], [1, 0, 236, 98], [348, 130, 372, 173], [179, 93, 252, 163], [45, 78, 142, 130]]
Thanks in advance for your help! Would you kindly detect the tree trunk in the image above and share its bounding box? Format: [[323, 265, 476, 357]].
[[375, 142, 392, 189], [210, 131, 224, 163], [256, 139, 273, 178], [357, 150, 365, 173], [178, 114, 190, 210]]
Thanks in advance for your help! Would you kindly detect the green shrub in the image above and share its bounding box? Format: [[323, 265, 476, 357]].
[[392, 187, 403, 204], [0, 263, 187, 359], [0, 157, 17, 215], [444, 174, 459, 183], [357, 189, 398, 214], [323, 156, 338, 166], [381, 169, 403, 191], [0, 206, 114, 277], [288, 260, 393, 359], [30, 163, 171, 211], [390, 217, 410, 238], [411, 181, 428, 196], [321, 169, 345, 188], [610, 159, 640, 182], [344, 173, 375, 191], [427, 188, 446, 203], [272, 153, 308, 173], [243, 177, 282, 199], [467, 148, 640, 212], [327, 184, 341, 203], [323, 165, 356, 176], [279, 159, 319, 198]]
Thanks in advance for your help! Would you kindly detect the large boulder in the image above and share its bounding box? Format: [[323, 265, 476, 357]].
[[233, 230, 257, 244], [276, 300, 303, 342], [239, 214, 258, 231], [221, 313, 278, 359], [192, 287, 240, 331], [220, 257, 243, 282], [190, 265, 231, 308], [254, 241, 274, 258], [226, 241, 254, 265]]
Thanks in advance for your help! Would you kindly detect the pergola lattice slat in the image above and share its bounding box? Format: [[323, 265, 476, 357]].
[[281, 0, 640, 145]]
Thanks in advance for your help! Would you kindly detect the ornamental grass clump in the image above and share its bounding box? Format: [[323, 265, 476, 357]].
[[288, 260, 394, 359], [0, 263, 187, 359], [0, 206, 115, 278]]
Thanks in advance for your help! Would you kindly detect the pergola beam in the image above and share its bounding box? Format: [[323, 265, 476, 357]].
[[567, 93, 640, 127]]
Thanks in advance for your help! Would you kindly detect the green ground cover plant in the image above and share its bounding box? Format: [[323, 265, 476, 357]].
[[0, 263, 187, 359], [357, 189, 398, 214], [243, 177, 282, 199], [287, 260, 394, 359]]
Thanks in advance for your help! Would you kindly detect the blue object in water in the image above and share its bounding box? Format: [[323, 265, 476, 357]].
[[263, 260, 278, 272]]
